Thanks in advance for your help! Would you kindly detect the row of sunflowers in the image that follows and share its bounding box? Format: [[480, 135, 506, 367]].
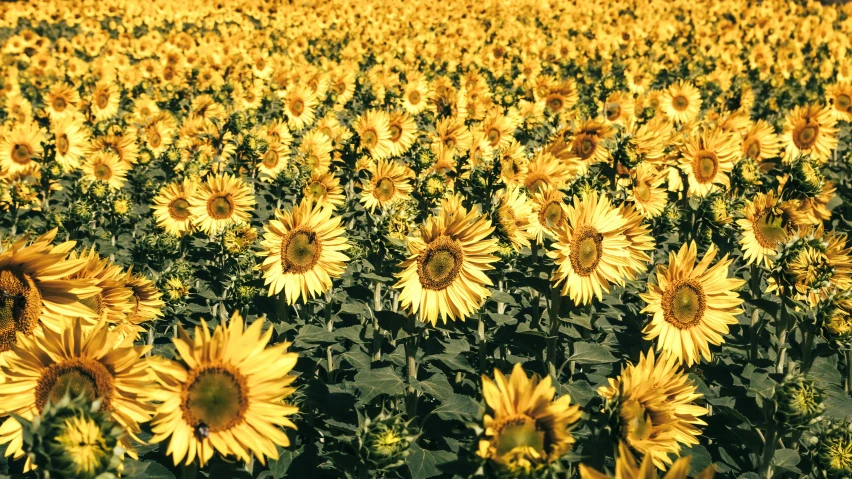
[[2, 0, 852, 477]]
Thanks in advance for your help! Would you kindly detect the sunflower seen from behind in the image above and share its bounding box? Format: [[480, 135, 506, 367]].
[[598, 350, 708, 469], [395, 204, 499, 325], [148, 312, 298, 467], [478, 363, 582, 475], [259, 199, 350, 305], [189, 173, 255, 235], [641, 241, 745, 366], [0, 318, 153, 461]]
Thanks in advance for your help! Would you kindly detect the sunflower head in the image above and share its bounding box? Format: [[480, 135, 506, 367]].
[[22, 393, 124, 479], [360, 408, 415, 472], [818, 424, 852, 476], [776, 374, 825, 428], [786, 155, 824, 198], [0, 268, 42, 350]]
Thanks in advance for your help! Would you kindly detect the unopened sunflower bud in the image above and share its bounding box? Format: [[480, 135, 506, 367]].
[[776, 374, 824, 427]]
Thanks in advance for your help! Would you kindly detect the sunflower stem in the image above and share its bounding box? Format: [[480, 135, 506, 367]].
[[761, 422, 778, 479], [478, 315, 487, 373], [546, 285, 562, 378], [846, 350, 852, 394], [180, 461, 198, 479], [775, 304, 789, 375], [405, 321, 419, 417], [372, 282, 383, 361], [802, 327, 815, 371]]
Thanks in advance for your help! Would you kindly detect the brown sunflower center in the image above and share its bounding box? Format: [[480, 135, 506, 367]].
[[606, 102, 622, 121], [36, 358, 115, 412], [93, 163, 112, 181], [53, 96, 67, 111], [672, 94, 689, 111], [693, 151, 718, 183], [306, 182, 327, 199], [56, 134, 70, 155], [408, 91, 421, 104], [547, 96, 563, 111], [744, 137, 761, 159], [80, 293, 106, 316], [754, 212, 787, 248], [417, 236, 464, 290], [389, 124, 402, 142], [634, 182, 652, 202], [281, 230, 322, 274], [443, 136, 456, 149], [207, 194, 234, 220], [836, 94, 851, 113], [575, 136, 597, 159], [12, 144, 33, 164], [569, 226, 603, 276], [149, 131, 162, 148], [492, 414, 546, 457], [181, 365, 248, 434], [794, 121, 819, 149], [263, 149, 279, 168], [374, 177, 396, 202], [362, 129, 378, 148], [486, 128, 501, 146], [169, 198, 191, 220], [528, 178, 547, 195], [662, 279, 706, 328], [0, 269, 41, 352], [290, 99, 305, 115], [96, 93, 110, 109], [541, 201, 564, 228], [621, 399, 654, 443]]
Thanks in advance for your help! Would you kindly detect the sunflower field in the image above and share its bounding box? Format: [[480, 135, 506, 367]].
[[2, 0, 852, 478]]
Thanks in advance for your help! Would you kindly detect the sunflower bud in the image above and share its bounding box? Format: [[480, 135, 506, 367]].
[[817, 423, 852, 476], [22, 394, 124, 479], [819, 296, 852, 343], [359, 409, 414, 473], [72, 203, 93, 223], [775, 374, 824, 427], [786, 155, 824, 198]]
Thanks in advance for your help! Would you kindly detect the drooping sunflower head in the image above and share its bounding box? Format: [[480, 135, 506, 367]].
[[598, 350, 708, 470], [148, 312, 298, 467], [478, 363, 582, 475]]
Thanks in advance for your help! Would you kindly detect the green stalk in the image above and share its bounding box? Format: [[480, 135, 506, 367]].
[[405, 316, 419, 417], [478, 315, 487, 373], [326, 290, 334, 381], [546, 284, 562, 378], [801, 327, 815, 371], [761, 423, 778, 479], [775, 304, 788, 375], [372, 282, 383, 361], [846, 350, 852, 394], [180, 461, 198, 479]]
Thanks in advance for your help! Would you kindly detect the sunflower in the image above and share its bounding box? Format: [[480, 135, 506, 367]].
[[826, 82, 852, 122], [354, 109, 394, 160], [189, 95, 227, 125], [387, 111, 418, 157], [259, 199, 350, 305], [297, 130, 333, 174], [781, 104, 838, 163], [303, 170, 345, 209], [661, 81, 701, 124], [528, 186, 568, 244], [481, 113, 516, 150], [124, 269, 165, 325], [0, 318, 153, 461], [548, 192, 638, 306], [499, 139, 528, 186], [742, 119, 782, 167], [579, 442, 707, 479], [641, 241, 744, 366], [281, 84, 319, 131], [598, 350, 708, 469], [148, 312, 298, 467], [67, 248, 134, 325], [628, 162, 668, 218], [432, 117, 472, 159], [258, 137, 291, 180], [571, 120, 613, 169], [523, 151, 572, 195], [145, 113, 177, 157], [497, 187, 535, 252], [737, 191, 792, 267], [360, 159, 414, 212], [602, 91, 635, 126], [678, 128, 738, 197], [81, 151, 129, 189], [90, 81, 120, 122], [0, 229, 100, 351], [90, 130, 139, 165], [152, 178, 198, 236], [45, 82, 80, 121], [478, 363, 582, 474], [51, 117, 89, 172], [0, 121, 45, 176], [401, 73, 431, 115], [544, 80, 579, 115], [189, 173, 255, 234], [395, 205, 499, 325]]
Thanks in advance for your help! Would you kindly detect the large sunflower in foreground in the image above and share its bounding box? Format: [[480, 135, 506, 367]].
[[661, 81, 701, 124], [598, 350, 708, 470], [478, 363, 582, 475], [0, 318, 153, 461], [781, 104, 838, 163], [736, 191, 790, 267], [395, 205, 499, 325], [259, 199, 350, 305], [580, 442, 711, 479], [360, 159, 415, 212], [548, 192, 637, 306], [189, 173, 255, 234], [641, 242, 744, 366], [0, 230, 100, 351], [678, 128, 738, 197], [148, 313, 298, 467], [152, 178, 198, 236]]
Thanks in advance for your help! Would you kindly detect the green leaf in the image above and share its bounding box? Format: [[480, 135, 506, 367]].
[[771, 448, 801, 474], [407, 444, 455, 479], [414, 373, 454, 401], [682, 444, 713, 475], [432, 393, 482, 421], [268, 445, 303, 478], [569, 342, 617, 364], [120, 460, 176, 479], [293, 324, 337, 347], [354, 367, 405, 404], [489, 290, 517, 306]]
